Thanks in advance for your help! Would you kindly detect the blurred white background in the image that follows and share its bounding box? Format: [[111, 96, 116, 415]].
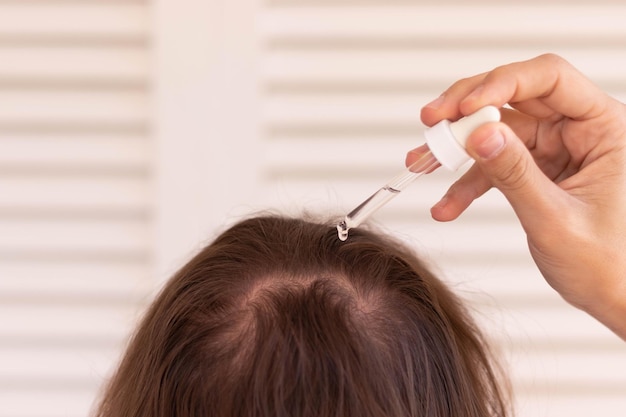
[[1, 0, 625, 416]]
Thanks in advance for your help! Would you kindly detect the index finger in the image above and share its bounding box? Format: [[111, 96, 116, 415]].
[[459, 54, 610, 121]]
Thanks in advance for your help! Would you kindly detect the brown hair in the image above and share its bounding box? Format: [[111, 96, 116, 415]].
[[95, 215, 509, 417]]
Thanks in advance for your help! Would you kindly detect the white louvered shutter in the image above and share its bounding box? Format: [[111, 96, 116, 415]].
[[1, 1, 625, 417], [0, 2, 151, 416], [257, 2, 626, 416]]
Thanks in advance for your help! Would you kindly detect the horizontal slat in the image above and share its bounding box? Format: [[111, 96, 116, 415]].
[[0, 133, 149, 170], [0, 345, 121, 382], [475, 303, 619, 343], [507, 349, 626, 386], [0, 3, 147, 41], [0, 176, 149, 216], [515, 395, 626, 417], [266, 122, 425, 140], [0, 218, 148, 255], [263, 139, 477, 184], [0, 121, 147, 135], [262, 162, 454, 183], [0, 47, 147, 83], [386, 218, 528, 257], [439, 261, 554, 299], [264, 94, 425, 126], [0, 91, 147, 124], [268, 0, 625, 6], [263, 133, 420, 172], [0, 260, 149, 298], [264, 48, 626, 88], [0, 389, 99, 417], [262, 173, 455, 202], [0, 304, 143, 340], [263, 5, 626, 41]]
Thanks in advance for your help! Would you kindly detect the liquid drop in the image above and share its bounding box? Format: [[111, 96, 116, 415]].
[[336, 220, 349, 242]]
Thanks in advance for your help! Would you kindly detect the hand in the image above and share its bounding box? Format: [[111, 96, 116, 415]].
[[407, 54, 626, 340]]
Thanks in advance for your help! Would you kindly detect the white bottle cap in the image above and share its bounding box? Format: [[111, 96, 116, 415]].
[[424, 106, 501, 171]]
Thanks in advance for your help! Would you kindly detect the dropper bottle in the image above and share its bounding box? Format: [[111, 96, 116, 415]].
[[336, 106, 500, 241]]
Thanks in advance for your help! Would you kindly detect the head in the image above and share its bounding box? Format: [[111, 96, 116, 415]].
[[95, 215, 509, 417]]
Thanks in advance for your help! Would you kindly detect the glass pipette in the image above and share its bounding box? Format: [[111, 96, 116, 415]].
[[337, 106, 500, 241], [336, 148, 440, 241]]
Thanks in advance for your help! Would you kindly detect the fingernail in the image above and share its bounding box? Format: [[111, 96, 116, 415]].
[[475, 130, 505, 159], [432, 195, 449, 210], [407, 147, 421, 157], [425, 94, 445, 110]]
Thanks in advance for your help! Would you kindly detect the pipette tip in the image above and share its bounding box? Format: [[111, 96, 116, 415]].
[[336, 220, 349, 241]]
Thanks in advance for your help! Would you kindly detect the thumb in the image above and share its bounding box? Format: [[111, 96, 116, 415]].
[[464, 122, 561, 230]]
